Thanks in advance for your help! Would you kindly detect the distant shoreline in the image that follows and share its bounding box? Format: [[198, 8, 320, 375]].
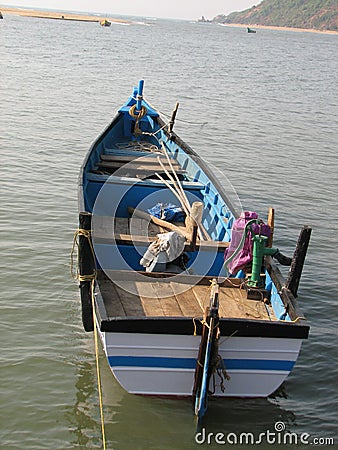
[[218, 22, 338, 35], [1, 6, 337, 34], [0, 6, 130, 24]]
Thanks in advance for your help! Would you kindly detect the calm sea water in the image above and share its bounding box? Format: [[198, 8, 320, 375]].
[[1, 13, 337, 449]]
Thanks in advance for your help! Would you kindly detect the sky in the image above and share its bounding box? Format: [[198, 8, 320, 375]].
[[4, 1, 262, 20]]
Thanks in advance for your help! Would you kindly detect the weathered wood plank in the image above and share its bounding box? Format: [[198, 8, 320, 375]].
[[101, 154, 177, 164], [101, 269, 242, 286], [96, 270, 277, 321], [170, 282, 204, 317], [93, 216, 229, 250], [135, 281, 165, 317], [191, 285, 210, 312], [114, 284, 146, 317], [218, 288, 245, 319], [115, 217, 128, 234], [151, 281, 184, 317], [97, 161, 184, 172], [98, 280, 126, 318]]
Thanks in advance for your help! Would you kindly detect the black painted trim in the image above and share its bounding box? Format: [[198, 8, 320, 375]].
[[99, 316, 309, 339]]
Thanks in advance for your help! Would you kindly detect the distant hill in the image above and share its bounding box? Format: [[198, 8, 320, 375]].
[[214, 0, 338, 31]]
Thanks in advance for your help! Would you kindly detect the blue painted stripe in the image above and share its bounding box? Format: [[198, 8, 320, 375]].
[[108, 356, 295, 371]]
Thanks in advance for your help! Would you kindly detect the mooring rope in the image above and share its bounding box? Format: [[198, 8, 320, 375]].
[[90, 279, 107, 450], [115, 141, 160, 153], [129, 104, 147, 135], [70, 228, 106, 449], [70, 228, 96, 280]]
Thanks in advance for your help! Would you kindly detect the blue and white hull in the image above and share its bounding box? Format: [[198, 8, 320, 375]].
[[100, 331, 301, 397]]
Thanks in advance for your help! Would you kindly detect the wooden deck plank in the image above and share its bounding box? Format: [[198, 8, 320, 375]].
[[218, 288, 246, 319], [151, 281, 183, 317], [114, 217, 128, 234], [114, 284, 146, 317], [191, 285, 210, 312], [93, 215, 114, 239], [135, 281, 165, 317], [170, 282, 205, 317], [97, 161, 184, 173], [239, 292, 274, 321], [221, 288, 273, 321], [97, 270, 276, 321], [93, 217, 229, 251], [99, 158, 181, 170], [191, 284, 250, 320], [129, 217, 147, 237], [101, 154, 177, 164], [99, 280, 126, 318]]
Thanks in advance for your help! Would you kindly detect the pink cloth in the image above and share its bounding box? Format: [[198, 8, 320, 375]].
[[224, 211, 271, 275]]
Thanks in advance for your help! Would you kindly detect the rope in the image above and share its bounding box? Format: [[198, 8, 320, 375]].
[[90, 279, 107, 450], [141, 123, 168, 139], [192, 317, 199, 336], [209, 278, 218, 288], [128, 104, 147, 120], [278, 315, 307, 323], [115, 141, 160, 153], [157, 142, 210, 241], [199, 318, 220, 331], [192, 316, 219, 336], [70, 228, 97, 280], [129, 104, 147, 135], [131, 96, 208, 129], [70, 228, 106, 449]]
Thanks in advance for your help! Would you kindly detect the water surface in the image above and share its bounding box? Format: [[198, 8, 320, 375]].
[[0, 14, 337, 449]]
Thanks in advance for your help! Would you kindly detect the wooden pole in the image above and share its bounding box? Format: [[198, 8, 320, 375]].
[[168, 102, 179, 134], [185, 202, 203, 250], [267, 207, 275, 248], [285, 226, 312, 298], [185, 215, 198, 251]]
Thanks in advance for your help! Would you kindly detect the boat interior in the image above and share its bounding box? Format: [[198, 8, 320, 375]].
[[80, 101, 294, 325], [82, 106, 235, 240]]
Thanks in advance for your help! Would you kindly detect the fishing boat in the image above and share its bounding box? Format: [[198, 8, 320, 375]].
[[100, 19, 111, 27], [247, 27, 257, 33], [76, 80, 310, 419]]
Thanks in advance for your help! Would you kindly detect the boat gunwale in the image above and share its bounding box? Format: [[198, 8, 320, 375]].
[[96, 312, 309, 339], [265, 256, 305, 323]]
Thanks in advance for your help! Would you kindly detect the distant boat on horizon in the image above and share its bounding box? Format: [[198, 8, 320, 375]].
[[198, 15, 212, 23], [100, 19, 111, 27]]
